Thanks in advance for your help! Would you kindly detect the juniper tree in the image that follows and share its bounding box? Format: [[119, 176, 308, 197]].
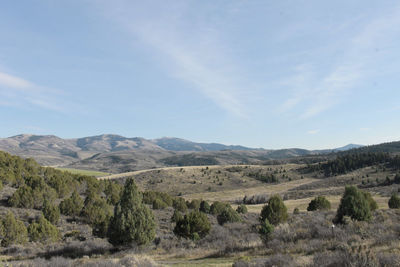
[[107, 178, 156, 246]]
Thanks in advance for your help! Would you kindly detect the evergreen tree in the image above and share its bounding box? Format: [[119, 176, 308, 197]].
[[388, 194, 400, 209], [259, 218, 274, 244], [28, 216, 60, 243], [0, 212, 28, 246], [260, 195, 288, 225], [217, 206, 241, 225], [199, 200, 210, 213], [171, 209, 183, 223], [82, 194, 113, 238], [59, 190, 84, 218], [307, 196, 331, 211], [236, 204, 248, 214], [362, 191, 378, 211], [107, 178, 156, 246], [174, 211, 210, 240], [42, 199, 60, 225], [335, 186, 371, 223]]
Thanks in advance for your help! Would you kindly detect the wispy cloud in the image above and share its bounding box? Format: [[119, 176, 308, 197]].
[[281, 4, 400, 119], [307, 129, 320, 135], [0, 71, 67, 112], [94, 1, 248, 117]]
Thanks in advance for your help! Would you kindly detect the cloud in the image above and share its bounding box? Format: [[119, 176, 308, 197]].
[[94, 1, 248, 117], [0, 72, 33, 89], [281, 4, 400, 119], [307, 129, 320, 135], [0, 71, 67, 112]]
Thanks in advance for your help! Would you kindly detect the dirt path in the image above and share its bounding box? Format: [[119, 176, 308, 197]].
[[97, 164, 266, 180]]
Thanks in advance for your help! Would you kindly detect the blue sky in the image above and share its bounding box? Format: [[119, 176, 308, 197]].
[[0, 1, 399, 149]]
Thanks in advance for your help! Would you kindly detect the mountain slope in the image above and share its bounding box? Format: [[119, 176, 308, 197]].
[[152, 137, 259, 151]]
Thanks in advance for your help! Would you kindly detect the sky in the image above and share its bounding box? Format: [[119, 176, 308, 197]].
[[0, 0, 400, 150]]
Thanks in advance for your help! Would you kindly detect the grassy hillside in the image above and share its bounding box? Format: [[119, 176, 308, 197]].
[[2, 149, 400, 266]]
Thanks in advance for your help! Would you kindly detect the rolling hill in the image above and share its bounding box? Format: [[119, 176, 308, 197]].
[[0, 134, 374, 171]]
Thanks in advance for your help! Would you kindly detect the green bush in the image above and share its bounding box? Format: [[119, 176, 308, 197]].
[[143, 191, 173, 206], [188, 199, 201, 210], [260, 195, 288, 225], [363, 191, 378, 211], [0, 212, 28, 246], [259, 218, 274, 244], [388, 194, 400, 209], [82, 194, 113, 238], [107, 178, 156, 246], [173, 197, 188, 213], [171, 209, 184, 223], [59, 190, 84, 218], [174, 211, 211, 240], [307, 196, 331, 211], [293, 207, 300, 214], [199, 200, 210, 213], [42, 199, 60, 225], [210, 201, 230, 215], [104, 181, 122, 205], [217, 206, 241, 225], [152, 198, 168, 210], [236, 204, 248, 214], [28, 216, 60, 243], [335, 186, 372, 223], [9, 178, 57, 209]]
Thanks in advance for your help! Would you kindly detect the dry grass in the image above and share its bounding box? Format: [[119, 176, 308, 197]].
[[185, 178, 318, 203], [245, 194, 390, 214]]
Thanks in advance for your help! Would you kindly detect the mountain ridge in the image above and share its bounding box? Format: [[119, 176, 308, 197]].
[[0, 133, 367, 168]]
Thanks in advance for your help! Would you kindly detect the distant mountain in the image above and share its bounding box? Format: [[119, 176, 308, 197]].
[[344, 141, 400, 154], [152, 137, 259, 152], [0, 134, 318, 170], [0, 134, 163, 166], [1, 134, 397, 172], [333, 144, 364, 152]]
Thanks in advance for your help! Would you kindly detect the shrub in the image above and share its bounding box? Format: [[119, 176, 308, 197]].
[[171, 209, 183, 223], [200, 200, 210, 213], [388, 194, 400, 209], [236, 204, 248, 214], [59, 190, 84, 218], [173, 197, 187, 213], [260, 195, 288, 225], [0, 212, 28, 246], [217, 206, 241, 225], [104, 180, 122, 205], [42, 199, 60, 225], [210, 201, 230, 215], [82, 195, 113, 238], [363, 191, 378, 211], [152, 198, 168, 210], [28, 216, 60, 243], [259, 218, 274, 244], [335, 186, 371, 223], [174, 211, 211, 240], [307, 196, 331, 211], [107, 178, 156, 246], [188, 199, 201, 210]]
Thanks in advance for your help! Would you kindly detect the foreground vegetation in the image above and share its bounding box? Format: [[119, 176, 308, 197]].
[[1, 150, 400, 266]]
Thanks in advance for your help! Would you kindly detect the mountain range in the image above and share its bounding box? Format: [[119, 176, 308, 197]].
[[0, 134, 365, 172]]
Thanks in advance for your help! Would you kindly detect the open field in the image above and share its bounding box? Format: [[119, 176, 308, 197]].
[[55, 167, 111, 177]]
